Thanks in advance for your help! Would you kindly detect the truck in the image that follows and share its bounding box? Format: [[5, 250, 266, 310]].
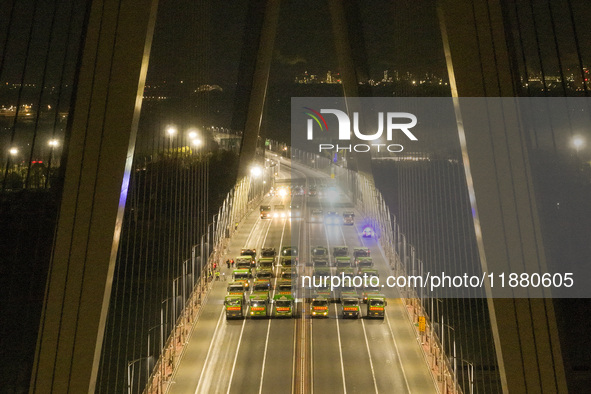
[[310, 297, 329, 317], [276, 280, 293, 295], [235, 255, 253, 269], [335, 256, 351, 269], [280, 267, 297, 281], [366, 294, 387, 318], [339, 286, 358, 304], [273, 204, 286, 218], [225, 294, 246, 319], [342, 211, 355, 225], [254, 269, 273, 281], [311, 267, 333, 301], [355, 256, 373, 270], [252, 279, 271, 295], [281, 245, 298, 257], [260, 247, 276, 258], [273, 294, 295, 318], [324, 211, 341, 225], [312, 258, 329, 268], [257, 257, 275, 271], [310, 208, 323, 222], [311, 246, 328, 258], [333, 246, 349, 258], [353, 247, 370, 258], [227, 281, 247, 295], [341, 297, 361, 318], [232, 269, 251, 289], [260, 205, 271, 219], [280, 256, 296, 268], [249, 293, 270, 317], [361, 283, 381, 303], [358, 268, 377, 279]]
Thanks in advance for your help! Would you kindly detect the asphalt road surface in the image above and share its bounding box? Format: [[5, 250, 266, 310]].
[[168, 157, 436, 394]]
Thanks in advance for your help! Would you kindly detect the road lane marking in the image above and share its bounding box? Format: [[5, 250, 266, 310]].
[[333, 303, 348, 394], [257, 318, 273, 394], [361, 318, 380, 394], [385, 308, 412, 393], [226, 317, 247, 394], [194, 306, 225, 394], [256, 214, 279, 394], [292, 316, 298, 394]]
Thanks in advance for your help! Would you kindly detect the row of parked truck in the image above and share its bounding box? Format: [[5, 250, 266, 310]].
[[224, 247, 297, 319], [223, 245, 387, 320]]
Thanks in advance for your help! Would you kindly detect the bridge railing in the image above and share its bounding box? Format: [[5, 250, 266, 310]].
[[289, 146, 462, 394], [140, 171, 269, 394]]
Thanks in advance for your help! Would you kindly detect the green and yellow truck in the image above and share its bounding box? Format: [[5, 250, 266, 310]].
[[333, 246, 349, 262], [225, 294, 246, 319], [310, 297, 329, 317], [353, 246, 370, 258], [273, 294, 295, 317], [341, 297, 361, 318], [254, 269, 273, 281], [249, 293, 270, 317], [235, 255, 253, 269], [227, 281, 247, 295], [232, 268, 251, 289], [355, 256, 373, 271], [257, 257, 275, 271], [276, 280, 292, 296], [366, 294, 387, 318], [335, 256, 351, 270], [361, 283, 381, 303]]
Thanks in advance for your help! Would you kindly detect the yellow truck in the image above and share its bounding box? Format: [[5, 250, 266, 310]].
[[225, 294, 246, 319], [366, 294, 387, 318], [273, 294, 295, 318]]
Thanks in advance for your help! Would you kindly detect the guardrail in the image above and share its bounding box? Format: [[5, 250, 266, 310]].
[[140, 170, 270, 394]]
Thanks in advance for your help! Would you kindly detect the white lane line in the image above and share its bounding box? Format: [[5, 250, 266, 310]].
[[309, 314, 314, 394], [258, 318, 273, 393], [333, 303, 348, 394], [257, 215, 283, 393], [385, 309, 412, 393], [326, 209, 348, 393], [194, 307, 225, 394], [291, 316, 298, 394], [360, 318, 380, 394], [374, 240, 412, 393], [226, 317, 247, 394]]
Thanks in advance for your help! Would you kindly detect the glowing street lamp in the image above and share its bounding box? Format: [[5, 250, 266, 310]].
[[250, 165, 262, 177], [571, 135, 585, 153], [9, 147, 18, 155], [188, 129, 198, 139], [191, 138, 202, 147], [166, 126, 177, 136], [48, 139, 59, 147]]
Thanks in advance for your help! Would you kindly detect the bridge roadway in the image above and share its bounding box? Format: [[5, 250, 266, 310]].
[[168, 159, 436, 394]]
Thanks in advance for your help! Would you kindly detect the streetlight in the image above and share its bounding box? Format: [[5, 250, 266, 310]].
[[571, 135, 585, 153], [250, 165, 262, 177], [192, 138, 202, 147], [166, 126, 177, 136], [48, 139, 59, 147], [9, 147, 18, 155], [188, 129, 198, 139]]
